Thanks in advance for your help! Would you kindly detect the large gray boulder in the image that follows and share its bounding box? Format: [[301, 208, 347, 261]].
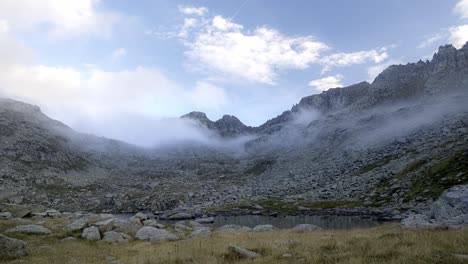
[[195, 217, 214, 224], [430, 184, 468, 225], [0, 234, 27, 258], [135, 226, 178, 241], [103, 231, 129, 243], [64, 217, 89, 232], [95, 218, 115, 233], [167, 212, 194, 220], [401, 214, 436, 229], [292, 224, 322, 232], [112, 219, 142, 236], [5, 224, 51, 235], [81, 226, 101, 241]]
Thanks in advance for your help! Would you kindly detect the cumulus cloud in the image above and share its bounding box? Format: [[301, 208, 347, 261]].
[[178, 5, 208, 16], [308, 75, 344, 91], [449, 25, 468, 48], [455, 0, 468, 19], [165, 6, 389, 85], [0, 0, 122, 39]]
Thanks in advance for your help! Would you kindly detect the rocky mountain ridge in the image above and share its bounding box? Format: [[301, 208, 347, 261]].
[[0, 43, 467, 214]]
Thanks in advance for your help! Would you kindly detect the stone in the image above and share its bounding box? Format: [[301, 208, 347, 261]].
[[0, 212, 13, 219], [0, 234, 27, 258], [292, 224, 322, 232], [113, 219, 142, 236], [5, 224, 52, 235], [194, 217, 214, 224], [253, 224, 276, 232], [167, 212, 194, 220], [228, 246, 259, 258], [82, 226, 101, 241], [430, 184, 468, 224], [217, 224, 251, 232], [135, 227, 178, 241], [45, 209, 61, 218], [64, 217, 89, 232], [191, 227, 211, 237], [133, 212, 148, 221], [103, 231, 128, 243], [401, 214, 436, 229], [61, 237, 78, 242], [95, 218, 115, 233], [143, 219, 165, 228]]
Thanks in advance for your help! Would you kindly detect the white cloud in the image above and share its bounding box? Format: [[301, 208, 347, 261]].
[[449, 25, 468, 48], [178, 5, 208, 16], [112, 48, 127, 60], [308, 75, 344, 91], [0, 20, 9, 33], [167, 8, 390, 85], [320, 49, 388, 68], [418, 33, 446, 49], [455, 0, 468, 19], [187, 81, 226, 110], [0, 0, 121, 39]]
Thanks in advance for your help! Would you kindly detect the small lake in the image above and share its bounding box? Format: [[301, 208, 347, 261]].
[[116, 214, 383, 230]]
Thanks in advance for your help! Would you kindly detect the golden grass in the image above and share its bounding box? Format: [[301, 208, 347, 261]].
[[1, 219, 467, 264]]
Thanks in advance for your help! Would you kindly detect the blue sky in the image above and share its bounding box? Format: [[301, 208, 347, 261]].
[[0, 0, 467, 145]]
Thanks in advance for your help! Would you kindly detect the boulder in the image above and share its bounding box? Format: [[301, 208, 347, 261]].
[[135, 226, 178, 242], [430, 184, 468, 224], [95, 218, 115, 233], [103, 231, 129, 243], [167, 212, 194, 220], [113, 219, 142, 236], [45, 209, 61, 218], [0, 234, 27, 258], [0, 212, 12, 220], [228, 246, 259, 258], [64, 217, 89, 232], [191, 227, 211, 237], [217, 224, 251, 232], [143, 219, 165, 229], [253, 224, 276, 232], [401, 214, 436, 229], [82, 226, 101, 241], [5, 224, 52, 235], [292, 224, 322, 232]]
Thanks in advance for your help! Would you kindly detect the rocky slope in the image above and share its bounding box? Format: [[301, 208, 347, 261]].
[[0, 43, 467, 214]]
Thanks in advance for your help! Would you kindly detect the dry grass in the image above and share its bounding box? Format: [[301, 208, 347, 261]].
[[1, 219, 468, 264]]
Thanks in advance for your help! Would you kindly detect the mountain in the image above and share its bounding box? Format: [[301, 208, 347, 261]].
[[181, 111, 253, 137], [0, 43, 467, 214]]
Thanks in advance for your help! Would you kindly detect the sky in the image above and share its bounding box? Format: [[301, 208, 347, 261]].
[[0, 0, 467, 145]]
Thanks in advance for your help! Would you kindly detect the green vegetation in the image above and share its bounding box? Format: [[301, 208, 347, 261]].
[[356, 155, 396, 175], [405, 151, 468, 201], [1, 218, 467, 264]]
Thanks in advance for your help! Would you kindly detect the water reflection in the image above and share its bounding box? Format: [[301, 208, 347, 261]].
[[157, 215, 382, 230]]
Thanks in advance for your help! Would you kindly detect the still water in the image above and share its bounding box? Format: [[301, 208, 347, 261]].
[[113, 214, 383, 230]]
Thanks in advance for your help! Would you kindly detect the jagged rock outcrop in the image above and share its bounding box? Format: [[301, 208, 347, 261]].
[[181, 111, 253, 137]]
